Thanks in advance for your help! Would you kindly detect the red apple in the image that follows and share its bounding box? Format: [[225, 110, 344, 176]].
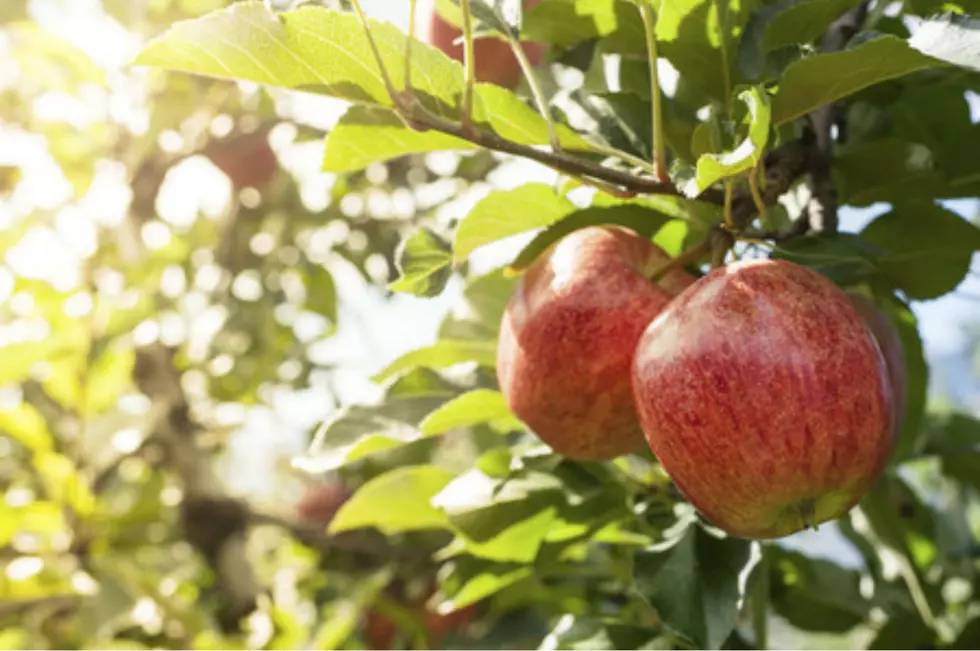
[[295, 482, 350, 528], [364, 584, 478, 650], [631, 259, 895, 539], [427, 0, 547, 89], [847, 292, 907, 438], [497, 226, 696, 461], [205, 130, 278, 189]]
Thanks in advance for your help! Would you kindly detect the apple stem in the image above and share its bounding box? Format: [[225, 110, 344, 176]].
[[459, 0, 476, 137], [722, 180, 735, 229], [349, 0, 404, 111], [405, 0, 418, 95], [647, 239, 710, 285], [752, 544, 771, 650], [506, 29, 562, 152], [638, 2, 669, 183], [797, 498, 818, 530], [749, 165, 768, 222]]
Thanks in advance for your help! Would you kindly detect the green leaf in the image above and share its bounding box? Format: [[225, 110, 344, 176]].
[[922, 413, 980, 492], [907, 13, 980, 73], [323, 106, 476, 173], [652, 0, 758, 106], [298, 383, 457, 473], [540, 616, 664, 650], [389, 227, 454, 298], [329, 465, 455, 535], [634, 526, 758, 650], [452, 506, 558, 563], [86, 347, 135, 414], [690, 87, 771, 194], [322, 89, 593, 172], [771, 35, 945, 127], [738, 0, 862, 82], [372, 339, 498, 383], [439, 269, 517, 342], [769, 548, 868, 633], [438, 556, 533, 611], [506, 204, 679, 274], [420, 389, 515, 436], [305, 265, 338, 325], [834, 139, 946, 206], [35, 451, 95, 516], [453, 184, 577, 263], [857, 476, 941, 618], [433, 468, 565, 542], [523, 0, 622, 47], [867, 615, 936, 650], [950, 617, 980, 650], [860, 202, 980, 300], [769, 233, 882, 285], [135, 2, 462, 113], [877, 296, 928, 461], [0, 403, 53, 453]]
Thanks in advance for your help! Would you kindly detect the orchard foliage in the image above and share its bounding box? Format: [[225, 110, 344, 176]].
[[1, 0, 979, 649]]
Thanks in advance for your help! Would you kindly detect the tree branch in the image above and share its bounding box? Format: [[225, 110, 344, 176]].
[[402, 103, 684, 196], [804, 1, 871, 234]]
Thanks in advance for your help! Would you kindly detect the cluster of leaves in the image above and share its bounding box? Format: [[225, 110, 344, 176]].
[[2, 0, 980, 649]]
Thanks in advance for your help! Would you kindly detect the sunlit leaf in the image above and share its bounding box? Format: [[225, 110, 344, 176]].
[[389, 227, 454, 298], [771, 35, 944, 126], [372, 339, 498, 383], [329, 465, 455, 535], [420, 389, 516, 435], [634, 526, 759, 650], [454, 184, 577, 263]]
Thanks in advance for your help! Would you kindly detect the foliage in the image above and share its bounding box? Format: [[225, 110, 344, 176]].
[[1, 0, 980, 649]]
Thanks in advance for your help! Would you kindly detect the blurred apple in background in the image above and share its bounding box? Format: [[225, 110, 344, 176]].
[[422, 0, 547, 89]]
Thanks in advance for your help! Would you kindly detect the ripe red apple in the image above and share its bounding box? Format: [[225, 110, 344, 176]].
[[497, 226, 697, 461], [427, 0, 547, 89], [364, 584, 478, 650], [295, 482, 350, 528], [631, 259, 895, 539], [205, 130, 278, 189], [846, 292, 907, 438]]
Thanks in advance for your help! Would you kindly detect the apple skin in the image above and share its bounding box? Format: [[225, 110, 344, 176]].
[[364, 587, 478, 650], [427, 0, 547, 89], [631, 259, 895, 540], [846, 292, 907, 439], [295, 482, 350, 528], [205, 131, 278, 189], [497, 226, 696, 461]]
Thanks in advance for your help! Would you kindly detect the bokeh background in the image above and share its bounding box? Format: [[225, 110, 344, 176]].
[[1, 0, 979, 648]]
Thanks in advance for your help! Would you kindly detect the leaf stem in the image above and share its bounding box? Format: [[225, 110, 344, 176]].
[[723, 180, 734, 229], [647, 238, 710, 284], [749, 165, 768, 222], [349, 0, 402, 109], [638, 1, 668, 182], [506, 32, 560, 151], [460, 0, 476, 135], [753, 544, 771, 650], [405, 0, 417, 94]]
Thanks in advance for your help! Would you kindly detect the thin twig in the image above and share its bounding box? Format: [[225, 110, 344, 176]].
[[460, 0, 476, 135], [639, 2, 668, 182], [507, 31, 560, 151], [648, 238, 711, 283]]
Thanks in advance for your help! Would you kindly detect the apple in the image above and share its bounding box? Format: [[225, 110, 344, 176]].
[[295, 482, 350, 528], [364, 584, 478, 650], [631, 259, 895, 539], [846, 292, 907, 438], [426, 0, 547, 89], [205, 130, 278, 189], [497, 226, 697, 461]]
